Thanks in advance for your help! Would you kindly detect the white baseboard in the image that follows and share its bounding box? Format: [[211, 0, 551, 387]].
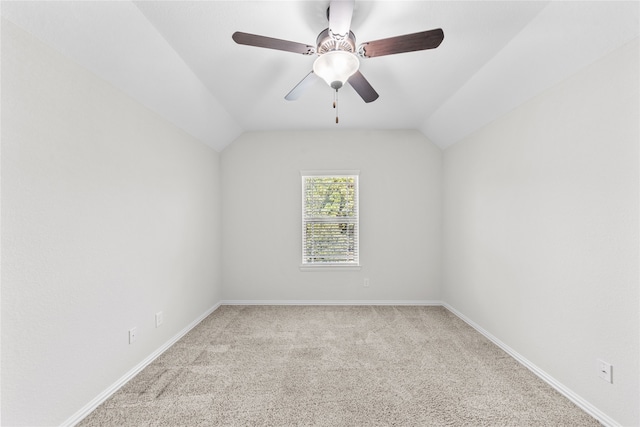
[[441, 302, 620, 427], [220, 299, 443, 306], [62, 302, 222, 427]]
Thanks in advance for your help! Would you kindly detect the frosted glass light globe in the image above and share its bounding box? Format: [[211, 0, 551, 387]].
[[313, 50, 360, 90]]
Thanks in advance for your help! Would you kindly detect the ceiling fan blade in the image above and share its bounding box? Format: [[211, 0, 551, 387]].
[[285, 71, 319, 101], [348, 70, 379, 103], [328, 0, 355, 38], [359, 28, 444, 58], [232, 32, 315, 55]]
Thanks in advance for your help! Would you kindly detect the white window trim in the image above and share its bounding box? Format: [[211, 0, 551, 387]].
[[301, 170, 360, 177], [300, 170, 360, 271], [299, 265, 362, 272]]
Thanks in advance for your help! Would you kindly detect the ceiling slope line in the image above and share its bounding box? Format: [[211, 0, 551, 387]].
[[130, 0, 245, 151], [1, 0, 244, 151], [421, 1, 639, 149], [418, 1, 552, 148]]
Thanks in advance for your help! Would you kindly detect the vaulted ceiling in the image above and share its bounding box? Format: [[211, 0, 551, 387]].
[[2, 1, 638, 151]]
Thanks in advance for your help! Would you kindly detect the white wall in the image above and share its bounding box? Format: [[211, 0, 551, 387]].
[[221, 130, 442, 302], [1, 20, 223, 426], [442, 39, 639, 426]]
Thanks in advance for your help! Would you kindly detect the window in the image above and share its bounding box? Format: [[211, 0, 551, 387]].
[[301, 171, 359, 268]]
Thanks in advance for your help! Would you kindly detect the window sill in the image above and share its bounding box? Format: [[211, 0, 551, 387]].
[[299, 264, 361, 272]]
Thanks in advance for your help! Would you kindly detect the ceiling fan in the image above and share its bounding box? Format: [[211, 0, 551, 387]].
[[232, 0, 444, 121]]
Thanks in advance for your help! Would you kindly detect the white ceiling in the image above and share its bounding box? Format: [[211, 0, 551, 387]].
[[2, 1, 638, 151]]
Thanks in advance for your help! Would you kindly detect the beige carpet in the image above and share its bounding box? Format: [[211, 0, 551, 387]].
[[79, 305, 599, 426]]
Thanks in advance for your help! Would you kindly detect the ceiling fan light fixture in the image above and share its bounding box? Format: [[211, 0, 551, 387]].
[[313, 50, 359, 90]]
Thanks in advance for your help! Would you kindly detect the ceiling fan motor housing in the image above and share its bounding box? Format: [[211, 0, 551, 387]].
[[316, 28, 357, 55]]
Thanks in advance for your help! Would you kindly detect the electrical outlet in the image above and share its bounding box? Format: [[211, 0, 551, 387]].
[[597, 359, 612, 383], [155, 311, 164, 328], [364, 278, 370, 287], [129, 327, 137, 344]]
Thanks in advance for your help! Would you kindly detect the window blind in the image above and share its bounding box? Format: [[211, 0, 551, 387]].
[[302, 174, 359, 266]]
